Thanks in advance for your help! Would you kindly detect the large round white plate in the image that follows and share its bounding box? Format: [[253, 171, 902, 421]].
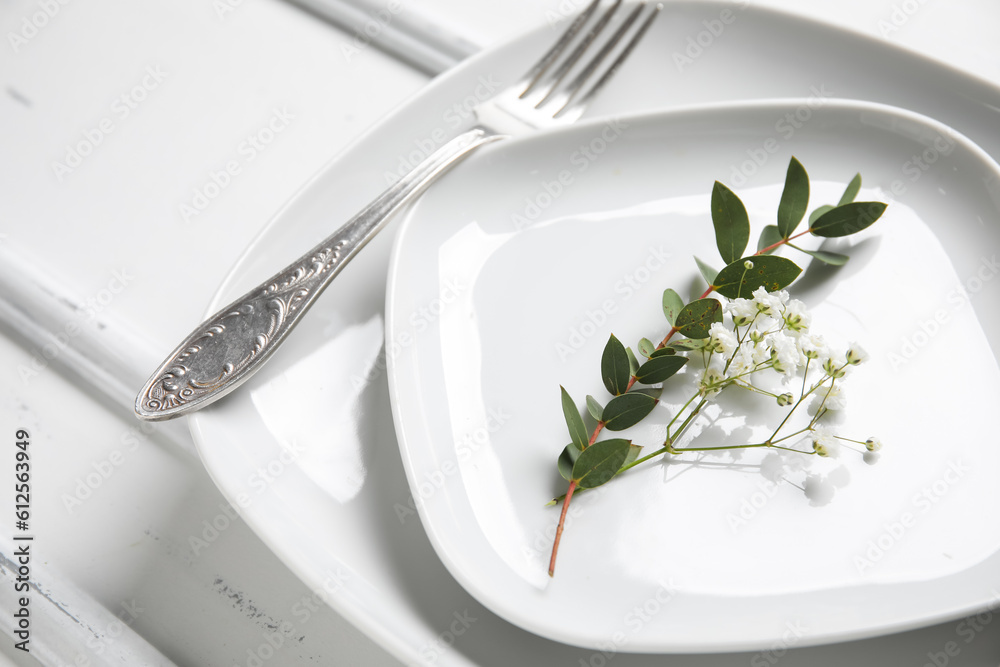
[[386, 99, 1000, 651], [189, 3, 1000, 665]]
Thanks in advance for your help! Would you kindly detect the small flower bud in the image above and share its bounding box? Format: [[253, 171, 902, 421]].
[[846, 344, 869, 365], [865, 437, 882, 452], [822, 358, 846, 378], [811, 428, 840, 458], [784, 315, 804, 331], [769, 349, 787, 374], [777, 392, 794, 406], [744, 259, 754, 270], [781, 299, 811, 333], [727, 298, 757, 327], [749, 330, 764, 343]]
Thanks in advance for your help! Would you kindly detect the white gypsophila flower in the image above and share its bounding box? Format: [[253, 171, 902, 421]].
[[751, 286, 785, 317], [865, 437, 883, 452], [846, 343, 869, 366], [726, 298, 757, 326], [708, 322, 739, 356], [822, 354, 847, 378], [699, 366, 726, 399], [750, 337, 772, 365], [767, 331, 801, 375], [782, 298, 812, 333], [796, 333, 828, 361], [726, 343, 757, 379], [814, 384, 847, 411], [811, 427, 841, 458]]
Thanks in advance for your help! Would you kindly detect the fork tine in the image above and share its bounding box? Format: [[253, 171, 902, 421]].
[[516, 0, 601, 96], [539, 0, 647, 112], [555, 2, 662, 120], [522, 0, 623, 103]]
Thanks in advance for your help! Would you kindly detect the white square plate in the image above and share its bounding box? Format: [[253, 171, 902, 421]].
[[386, 100, 1000, 651]]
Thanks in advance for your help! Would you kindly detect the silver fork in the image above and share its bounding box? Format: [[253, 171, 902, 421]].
[[136, 0, 662, 421]]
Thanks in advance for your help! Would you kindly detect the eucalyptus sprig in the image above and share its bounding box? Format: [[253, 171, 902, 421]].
[[547, 157, 887, 576]]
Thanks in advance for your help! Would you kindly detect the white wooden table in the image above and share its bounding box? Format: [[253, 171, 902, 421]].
[[1, 1, 998, 665]]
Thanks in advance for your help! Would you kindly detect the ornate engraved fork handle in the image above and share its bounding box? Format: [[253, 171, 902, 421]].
[[136, 128, 501, 421]]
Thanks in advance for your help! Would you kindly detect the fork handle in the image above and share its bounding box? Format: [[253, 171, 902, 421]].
[[135, 127, 502, 421]]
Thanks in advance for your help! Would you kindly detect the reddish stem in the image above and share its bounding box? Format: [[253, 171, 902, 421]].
[[548, 481, 576, 576], [550, 374, 641, 575], [756, 227, 812, 255], [658, 324, 681, 349]]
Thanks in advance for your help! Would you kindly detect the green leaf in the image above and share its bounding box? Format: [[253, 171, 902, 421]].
[[649, 346, 675, 358], [626, 347, 640, 377], [635, 355, 688, 384], [662, 288, 684, 326], [714, 255, 802, 299], [601, 335, 630, 396], [756, 225, 783, 254], [791, 244, 850, 266], [838, 173, 862, 205], [667, 338, 707, 351], [694, 256, 719, 286], [810, 202, 886, 237], [777, 157, 809, 238], [621, 444, 643, 469], [675, 298, 723, 339], [602, 393, 659, 432], [560, 386, 588, 450], [558, 443, 582, 482], [572, 438, 632, 489], [637, 337, 655, 358], [632, 386, 663, 400], [586, 395, 604, 422], [711, 181, 751, 265], [808, 204, 834, 225]]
